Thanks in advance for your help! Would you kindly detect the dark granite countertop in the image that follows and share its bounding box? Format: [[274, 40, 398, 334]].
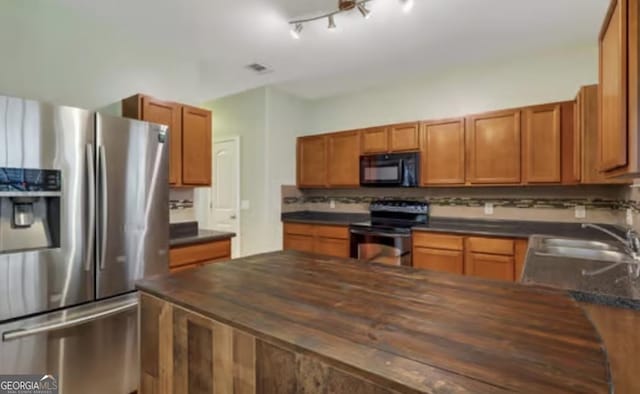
[[170, 229, 235, 247], [281, 211, 370, 225], [282, 210, 624, 239], [136, 250, 610, 393]]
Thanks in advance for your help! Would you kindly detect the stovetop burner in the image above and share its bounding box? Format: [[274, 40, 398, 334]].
[[349, 200, 430, 233]]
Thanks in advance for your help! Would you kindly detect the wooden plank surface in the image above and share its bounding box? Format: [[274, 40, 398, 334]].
[[137, 250, 610, 393]]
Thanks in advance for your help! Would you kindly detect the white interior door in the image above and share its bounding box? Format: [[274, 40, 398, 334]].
[[210, 138, 241, 257]]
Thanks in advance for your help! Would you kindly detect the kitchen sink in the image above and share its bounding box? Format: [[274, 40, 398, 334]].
[[523, 235, 640, 303], [540, 238, 621, 251], [535, 246, 632, 264]]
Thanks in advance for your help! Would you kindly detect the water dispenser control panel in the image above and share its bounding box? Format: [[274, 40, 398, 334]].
[[0, 167, 61, 192]]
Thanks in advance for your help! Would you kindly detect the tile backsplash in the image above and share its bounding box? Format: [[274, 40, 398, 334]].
[[282, 184, 638, 226]]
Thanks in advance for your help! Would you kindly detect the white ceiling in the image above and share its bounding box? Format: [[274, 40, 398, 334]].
[[0, 0, 609, 109]]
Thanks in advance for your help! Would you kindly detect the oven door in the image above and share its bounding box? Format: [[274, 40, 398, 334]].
[[360, 155, 404, 186], [350, 227, 412, 266]]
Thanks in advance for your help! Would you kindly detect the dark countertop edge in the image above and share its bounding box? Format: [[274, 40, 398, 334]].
[[571, 290, 640, 311], [169, 230, 236, 247], [411, 226, 531, 239]]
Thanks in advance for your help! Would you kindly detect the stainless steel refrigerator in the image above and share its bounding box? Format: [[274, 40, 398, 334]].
[[0, 96, 169, 393]]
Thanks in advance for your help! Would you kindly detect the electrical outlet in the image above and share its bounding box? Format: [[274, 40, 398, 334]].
[[575, 205, 586, 219], [329, 199, 336, 209], [627, 208, 634, 226], [484, 203, 494, 215]]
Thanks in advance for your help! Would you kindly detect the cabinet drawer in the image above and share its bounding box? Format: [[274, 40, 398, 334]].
[[467, 237, 514, 255], [283, 234, 315, 253], [413, 247, 464, 274], [170, 239, 231, 268], [413, 232, 464, 251], [315, 237, 350, 258], [315, 225, 349, 240], [284, 223, 315, 236], [466, 252, 515, 282]]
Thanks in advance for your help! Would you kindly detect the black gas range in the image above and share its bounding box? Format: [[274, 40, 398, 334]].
[[349, 200, 429, 266]]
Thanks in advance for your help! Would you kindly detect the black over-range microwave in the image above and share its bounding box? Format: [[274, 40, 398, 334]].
[[359, 152, 419, 187]]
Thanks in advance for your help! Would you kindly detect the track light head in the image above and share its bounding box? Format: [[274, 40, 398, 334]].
[[400, 0, 414, 13], [357, 3, 371, 19], [290, 23, 303, 39], [328, 15, 337, 29]]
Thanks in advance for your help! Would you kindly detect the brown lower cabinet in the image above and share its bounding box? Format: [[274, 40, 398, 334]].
[[283, 223, 350, 258], [413, 232, 528, 282], [169, 238, 232, 273]]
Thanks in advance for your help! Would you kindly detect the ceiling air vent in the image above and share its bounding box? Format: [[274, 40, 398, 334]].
[[246, 63, 272, 74]]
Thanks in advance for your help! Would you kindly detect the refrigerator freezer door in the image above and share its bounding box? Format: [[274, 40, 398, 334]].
[[95, 114, 169, 299], [0, 293, 138, 394], [0, 96, 95, 322]]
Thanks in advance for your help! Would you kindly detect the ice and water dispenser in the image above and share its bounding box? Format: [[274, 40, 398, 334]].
[[0, 167, 61, 253]]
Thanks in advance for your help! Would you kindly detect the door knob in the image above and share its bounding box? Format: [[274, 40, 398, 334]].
[[230, 214, 237, 219]]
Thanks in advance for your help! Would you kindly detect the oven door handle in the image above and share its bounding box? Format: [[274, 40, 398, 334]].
[[350, 229, 412, 238]]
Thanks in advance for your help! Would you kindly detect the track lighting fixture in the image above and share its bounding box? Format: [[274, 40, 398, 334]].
[[401, 0, 414, 13], [288, 0, 412, 38], [328, 15, 337, 29], [290, 23, 303, 39], [357, 3, 371, 19]]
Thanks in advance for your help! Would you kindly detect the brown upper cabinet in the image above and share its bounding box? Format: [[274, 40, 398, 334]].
[[361, 123, 420, 154], [466, 109, 522, 184], [297, 135, 328, 188], [523, 104, 562, 183], [327, 131, 361, 187], [598, 0, 639, 177], [122, 94, 212, 187], [420, 118, 465, 185], [181, 105, 212, 185], [578, 85, 630, 184]]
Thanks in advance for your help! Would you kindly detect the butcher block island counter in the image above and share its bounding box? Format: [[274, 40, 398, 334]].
[[136, 250, 611, 394]]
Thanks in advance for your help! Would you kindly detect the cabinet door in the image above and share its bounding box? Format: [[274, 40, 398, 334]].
[[389, 123, 420, 152], [514, 239, 528, 282], [467, 110, 521, 184], [523, 104, 562, 183], [465, 252, 515, 282], [599, 0, 628, 172], [327, 131, 361, 187], [283, 234, 315, 253], [181, 106, 212, 185], [413, 247, 463, 275], [421, 119, 465, 185], [297, 136, 327, 187], [315, 237, 350, 258], [141, 97, 182, 185], [361, 127, 389, 154]]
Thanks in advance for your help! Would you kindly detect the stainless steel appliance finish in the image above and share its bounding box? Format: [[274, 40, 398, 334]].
[[95, 114, 169, 300], [359, 152, 419, 187], [0, 293, 138, 394], [0, 97, 94, 322], [0, 96, 169, 394], [350, 200, 429, 266]]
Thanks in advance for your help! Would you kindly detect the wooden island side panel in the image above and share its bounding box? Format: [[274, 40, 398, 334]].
[[140, 293, 398, 394]]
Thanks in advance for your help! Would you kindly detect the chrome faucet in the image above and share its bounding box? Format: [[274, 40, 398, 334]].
[[581, 223, 640, 278], [581, 223, 640, 257]]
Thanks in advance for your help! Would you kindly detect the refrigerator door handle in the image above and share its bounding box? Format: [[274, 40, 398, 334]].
[[85, 144, 96, 272], [1, 299, 138, 342], [98, 145, 108, 271]]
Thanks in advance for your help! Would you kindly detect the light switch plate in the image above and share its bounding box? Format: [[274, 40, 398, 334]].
[[627, 208, 634, 226], [241, 200, 250, 210], [575, 205, 586, 219], [484, 203, 494, 215]]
